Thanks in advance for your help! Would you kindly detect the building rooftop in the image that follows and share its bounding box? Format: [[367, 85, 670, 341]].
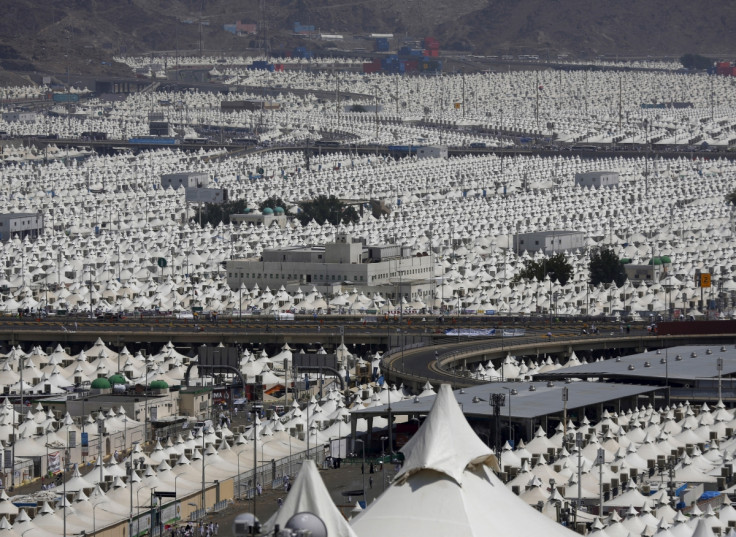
[[535, 344, 736, 382], [352, 381, 659, 420]]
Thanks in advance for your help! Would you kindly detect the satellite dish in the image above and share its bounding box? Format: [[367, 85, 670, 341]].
[[285, 512, 327, 537]]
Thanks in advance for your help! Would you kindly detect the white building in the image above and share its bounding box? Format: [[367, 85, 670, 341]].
[[575, 171, 620, 188], [0, 212, 44, 241], [161, 172, 210, 190], [226, 233, 434, 305], [2, 111, 36, 123], [513, 230, 585, 255]]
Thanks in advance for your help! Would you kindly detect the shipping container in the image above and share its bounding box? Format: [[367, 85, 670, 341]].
[[375, 38, 390, 52]]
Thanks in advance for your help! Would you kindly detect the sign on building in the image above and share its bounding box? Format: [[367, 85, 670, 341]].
[[292, 353, 338, 371], [197, 346, 240, 368]]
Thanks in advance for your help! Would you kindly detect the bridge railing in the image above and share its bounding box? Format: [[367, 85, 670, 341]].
[[381, 331, 663, 385]]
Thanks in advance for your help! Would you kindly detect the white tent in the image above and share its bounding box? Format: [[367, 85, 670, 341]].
[[351, 384, 576, 537], [261, 459, 358, 537]]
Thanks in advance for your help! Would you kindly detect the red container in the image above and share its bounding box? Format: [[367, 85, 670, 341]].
[[731, 67, 736, 77], [717, 61, 730, 68], [427, 49, 439, 57], [404, 60, 419, 72], [274, 63, 285, 72], [363, 63, 381, 74]]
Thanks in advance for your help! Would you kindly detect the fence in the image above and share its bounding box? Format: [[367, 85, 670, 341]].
[[233, 445, 325, 499]]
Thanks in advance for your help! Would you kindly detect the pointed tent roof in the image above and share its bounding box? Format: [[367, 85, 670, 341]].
[[262, 459, 358, 537], [395, 384, 496, 486], [351, 383, 577, 537]]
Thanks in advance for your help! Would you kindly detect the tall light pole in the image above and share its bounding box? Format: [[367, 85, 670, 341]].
[[562, 387, 569, 442], [380, 436, 388, 491], [236, 450, 248, 499], [174, 473, 185, 499], [93, 501, 110, 536], [548, 272, 555, 329], [574, 431, 583, 526], [502, 387, 517, 446], [490, 393, 505, 473], [356, 439, 365, 501]]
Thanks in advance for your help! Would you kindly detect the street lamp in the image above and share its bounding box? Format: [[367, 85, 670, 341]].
[[93, 501, 110, 536], [502, 387, 517, 446], [380, 436, 388, 491], [355, 438, 366, 500], [490, 393, 505, 473], [236, 450, 248, 499], [174, 473, 185, 499], [548, 272, 555, 328]]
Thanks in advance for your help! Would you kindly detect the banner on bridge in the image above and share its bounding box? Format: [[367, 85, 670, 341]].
[[443, 328, 526, 337]]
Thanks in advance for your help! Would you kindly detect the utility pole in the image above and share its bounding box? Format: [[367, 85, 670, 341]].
[[535, 71, 540, 130], [618, 76, 622, 131]]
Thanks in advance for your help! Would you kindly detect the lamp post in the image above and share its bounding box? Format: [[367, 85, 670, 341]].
[[236, 450, 248, 499], [502, 387, 517, 446], [126, 462, 133, 534], [136, 487, 147, 520], [562, 387, 569, 443], [380, 436, 388, 491], [97, 410, 105, 485], [356, 439, 365, 500], [260, 440, 274, 489], [575, 431, 583, 525], [93, 501, 110, 536], [490, 393, 505, 473], [174, 473, 185, 499], [548, 272, 555, 328]]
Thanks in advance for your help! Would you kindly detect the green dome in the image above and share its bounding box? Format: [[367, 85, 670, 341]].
[[648, 257, 663, 265], [108, 374, 126, 385], [619, 258, 632, 264], [262, 207, 274, 215], [274, 206, 285, 215], [91, 378, 111, 389], [150, 380, 169, 390], [660, 255, 672, 263]]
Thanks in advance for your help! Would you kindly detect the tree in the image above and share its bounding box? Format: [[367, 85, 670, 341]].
[[726, 190, 736, 206], [589, 247, 627, 287], [259, 196, 287, 212], [297, 195, 359, 226], [197, 199, 248, 227], [680, 53, 714, 70], [515, 253, 573, 285]]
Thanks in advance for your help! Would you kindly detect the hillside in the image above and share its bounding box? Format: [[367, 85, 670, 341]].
[[2, 0, 736, 81]]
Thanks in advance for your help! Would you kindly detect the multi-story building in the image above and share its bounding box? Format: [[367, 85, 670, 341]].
[[0, 212, 44, 241], [513, 230, 585, 255], [226, 233, 434, 305]]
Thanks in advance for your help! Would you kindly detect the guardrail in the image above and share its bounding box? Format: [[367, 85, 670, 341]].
[[380, 330, 669, 386]]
